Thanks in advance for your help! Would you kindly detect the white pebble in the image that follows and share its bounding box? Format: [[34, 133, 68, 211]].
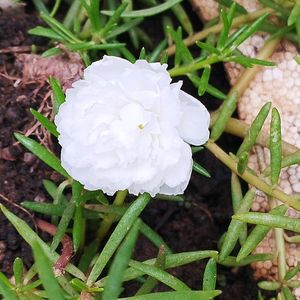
[[272, 68, 283, 80], [262, 69, 273, 82], [287, 59, 297, 71], [292, 182, 300, 193]]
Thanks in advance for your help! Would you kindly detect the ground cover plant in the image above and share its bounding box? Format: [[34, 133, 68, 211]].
[[1, 0, 300, 299]]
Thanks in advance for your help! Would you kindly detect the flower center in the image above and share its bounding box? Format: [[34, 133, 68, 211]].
[[138, 124, 145, 130]]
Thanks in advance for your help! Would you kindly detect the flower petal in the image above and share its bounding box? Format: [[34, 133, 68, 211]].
[[178, 91, 210, 146], [84, 55, 132, 81]]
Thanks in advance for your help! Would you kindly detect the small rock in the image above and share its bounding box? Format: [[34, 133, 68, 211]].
[[0, 147, 16, 161], [23, 152, 36, 165], [0, 241, 7, 253], [5, 107, 18, 122]]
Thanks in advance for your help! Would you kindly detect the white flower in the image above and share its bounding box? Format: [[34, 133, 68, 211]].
[[55, 56, 210, 197]]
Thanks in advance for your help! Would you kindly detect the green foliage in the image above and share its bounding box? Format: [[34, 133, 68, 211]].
[[220, 253, 274, 267], [97, 250, 218, 287], [234, 101, 271, 175], [87, 193, 152, 285], [282, 286, 295, 300], [284, 263, 300, 281], [32, 0, 48, 13], [0, 204, 85, 280], [210, 91, 239, 141], [237, 151, 249, 174], [236, 205, 287, 262], [21, 201, 66, 216], [101, 0, 184, 18], [14, 133, 68, 177], [236, 102, 271, 157], [13, 258, 24, 286], [30, 108, 59, 137], [51, 201, 76, 251], [49, 77, 65, 114], [193, 161, 211, 178], [169, 3, 274, 78], [216, 0, 248, 14], [3, 1, 300, 300], [32, 242, 66, 300], [73, 205, 85, 252], [233, 212, 300, 232], [135, 246, 167, 295], [270, 108, 282, 185], [103, 220, 141, 300], [167, 26, 193, 66], [219, 188, 256, 261], [258, 281, 281, 291], [188, 74, 227, 100], [170, 3, 193, 35], [80, 0, 101, 31], [128, 260, 190, 291], [119, 290, 221, 300], [0, 272, 20, 300], [99, 2, 129, 38], [29, 0, 185, 65], [198, 66, 211, 96], [203, 259, 217, 291]]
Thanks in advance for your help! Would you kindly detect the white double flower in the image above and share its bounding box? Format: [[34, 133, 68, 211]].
[[55, 56, 210, 196]]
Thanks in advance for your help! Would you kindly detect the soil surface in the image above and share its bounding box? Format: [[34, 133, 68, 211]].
[[0, 3, 258, 299], [0, 8, 58, 274]]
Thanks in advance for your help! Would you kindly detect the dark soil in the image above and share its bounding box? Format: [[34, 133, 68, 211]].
[[0, 9, 58, 274], [0, 4, 258, 300]]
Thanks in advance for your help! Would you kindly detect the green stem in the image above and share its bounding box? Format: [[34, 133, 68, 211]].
[[205, 140, 300, 211], [167, 7, 274, 55], [169, 55, 220, 77], [96, 190, 128, 242], [269, 199, 287, 281], [52, 179, 71, 225], [275, 227, 287, 281], [50, 0, 62, 17]]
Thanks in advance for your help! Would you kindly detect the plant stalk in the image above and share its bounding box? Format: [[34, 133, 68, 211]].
[[205, 140, 300, 211], [167, 7, 274, 55], [269, 199, 287, 281], [96, 190, 128, 242], [168, 55, 220, 77]]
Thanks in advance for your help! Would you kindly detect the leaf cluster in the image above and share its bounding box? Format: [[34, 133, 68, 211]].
[[2, 1, 300, 299]]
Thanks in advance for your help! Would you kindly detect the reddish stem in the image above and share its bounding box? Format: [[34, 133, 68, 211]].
[[36, 218, 73, 276]]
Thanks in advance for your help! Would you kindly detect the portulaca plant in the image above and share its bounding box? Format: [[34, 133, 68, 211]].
[[55, 56, 210, 196], [3, 1, 300, 300]]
